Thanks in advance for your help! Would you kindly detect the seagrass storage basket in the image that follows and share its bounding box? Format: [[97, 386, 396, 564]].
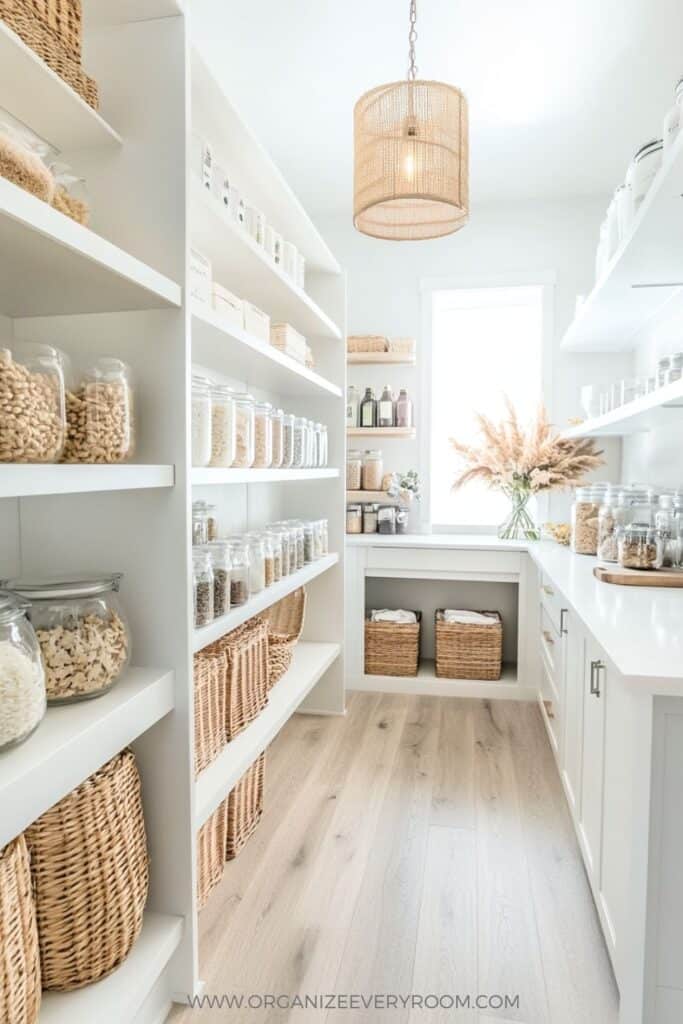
[[204, 616, 269, 742], [25, 749, 149, 991], [435, 610, 503, 680], [226, 752, 265, 860], [0, 835, 41, 1024], [264, 587, 306, 688], [22, 0, 81, 58], [193, 647, 226, 775], [364, 612, 421, 677], [196, 798, 227, 910]]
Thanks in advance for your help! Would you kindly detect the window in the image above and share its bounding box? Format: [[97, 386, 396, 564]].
[[428, 284, 546, 529]]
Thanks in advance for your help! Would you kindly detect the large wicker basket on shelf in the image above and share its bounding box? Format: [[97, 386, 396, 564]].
[[0, 835, 41, 1024], [364, 612, 421, 677], [264, 587, 306, 688], [25, 749, 149, 991], [196, 798, 227, 910], [204, 616, 269, 742], [193, 647, 226, 775], [226, 752, 265, 860], [435, 610, 503, 680], [23, 0, 81, 58]]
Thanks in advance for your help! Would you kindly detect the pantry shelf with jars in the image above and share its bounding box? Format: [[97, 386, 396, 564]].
[[347, 426, 416, 438], [563, 374, 683, 438]]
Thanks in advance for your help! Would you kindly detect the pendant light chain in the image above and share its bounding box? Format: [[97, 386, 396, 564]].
[[408, 0, 418, 80]]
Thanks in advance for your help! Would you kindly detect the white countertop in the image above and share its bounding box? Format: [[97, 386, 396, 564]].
[[346, 533, 683, 684]]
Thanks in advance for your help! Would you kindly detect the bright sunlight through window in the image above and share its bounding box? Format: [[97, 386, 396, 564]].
[[430, 285, 545, 528]]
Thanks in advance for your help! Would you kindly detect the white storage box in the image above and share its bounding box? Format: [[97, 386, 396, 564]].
[[270, 322, 307, 364], [243, 301, 271, 342], [212, 283, 243, 329], [190, 248, 212, 306]]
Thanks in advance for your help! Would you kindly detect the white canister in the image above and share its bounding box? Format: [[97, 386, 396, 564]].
[[283, 241, 298, 280], [265, 225, 283, 264], [614, 183, 634, 243], [663, 77, 683, 153], [296, 253, 306, 290], [246, 206, 266, 247], [626, 139, 663, 211]]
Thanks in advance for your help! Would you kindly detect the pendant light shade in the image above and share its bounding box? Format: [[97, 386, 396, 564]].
[[353, 79, 469, 241]]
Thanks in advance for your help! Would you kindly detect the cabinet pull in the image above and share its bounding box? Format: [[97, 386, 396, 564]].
[[560, 608, 568, 636], [590, 659, 604, 697], [542, 630, 555, 646], [542, 584, 554, 596]]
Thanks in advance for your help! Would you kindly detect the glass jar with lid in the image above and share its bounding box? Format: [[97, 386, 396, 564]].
[[346, 505, 362, 535], [286, 521, 305, 570], [245, 534, 266, 594], [209, 384, 235, 467], [283, 524, 298, 573], [618, 523, 662, 570], [292, 417, 307, 468], [271, 408, 284, 468], [0, 590, 46, 751], [267, 531, 283, 582], [228, 539, 250, 606], [313, 422, 323, 467], [263, 533, 275, 587], [63, 357, 135, 464], [282, 413, 295, 468], [571, 485, 611, 555], [192, 499, 209, 545], [303, 522, 315, 561], [655, 494, 679, 567], [378, 505, 397, 534], [0, 343, 66, 464], [191, 375, 212, 468], [346, 450, 362, 490], [597, 490, 631, 562], [207, 540, 231, 617], [192, 548, 214, 627], [362, 450, 384, 491], [665, 353, 683, 385], [253, 402, 273, 468], [232, 393, 255, 468], [319, 424, 329, 467], [4, 573, 131, 703], [320, 517, 329, 555]]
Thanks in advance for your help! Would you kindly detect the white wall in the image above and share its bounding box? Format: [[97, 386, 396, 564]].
[[318, 197, 624, 526]]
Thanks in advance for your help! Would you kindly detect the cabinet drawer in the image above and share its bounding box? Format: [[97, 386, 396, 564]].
[[539, 571, 565, 635], [540, 657, 561, 757], [366, 546, 522, 577], [540, 604, 559, 676]]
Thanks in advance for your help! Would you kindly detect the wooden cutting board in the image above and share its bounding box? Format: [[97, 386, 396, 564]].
[[594, 565, 683, 587]]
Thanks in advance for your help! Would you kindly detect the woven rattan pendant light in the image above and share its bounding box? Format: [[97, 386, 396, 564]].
[[353, 0, 469, 241]]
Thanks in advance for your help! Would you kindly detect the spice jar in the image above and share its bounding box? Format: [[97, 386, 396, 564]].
[[193, 549, 214, 627], [287, 521, 305, 569], [347, 450, 362, 490], [232, 393, 255, 468], [362, 450, 384, 491], [0, 344, 66, 464], [618, 524, 662, 570], [571, 485, 609, 555], [271, 408, 284, 468], [228, 540, 250, 605], [263, 533, 275, 586], [284, 525, 298, 572], [266, 531, 283, 582], [6, 573, 131, 703], [363, 504, 379, 533], [191, 375, 212, 468], [246, 534, 266, 594], [253, 402, 273, 468], [292, 417, 307, 468], [346, 505, 362, 535], [378, 505, 397, 534], [63, 357, 135, 464], [209, 384, 235, 467], [303, 522, 315, 561], [0, 591, 46, 751], [207, 541, 231, 617], [282, 413, 295, 468]]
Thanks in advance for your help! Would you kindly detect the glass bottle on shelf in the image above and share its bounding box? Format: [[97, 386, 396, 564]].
[[362, 450, 384, 491], [193, 548, 214, 628], [271, 408, 284, 468], [228, 540, 250, 606], [346, 449, 362, 490], [281, 413, 295, 468], [245, 534, 266, 594], [292, 417, 307, 468], [232, 393, 255, 468], [319, 424, 328, 467], [0, 591, 46, 751], [253, 401, 273, 468], [346, 385, 359, 427], [267, 530, 283, 582], [378, 385, 394, 427], [359, 387, 377, 428], [395, 388, 413, 428], [191, 375, 212, 468], [207, 540, 231, 617], [208, 384, 235, 468]]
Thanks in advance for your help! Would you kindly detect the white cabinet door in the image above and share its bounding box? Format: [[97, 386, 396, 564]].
[[579, 637, 607, 883], [561, 607, 584, 819]]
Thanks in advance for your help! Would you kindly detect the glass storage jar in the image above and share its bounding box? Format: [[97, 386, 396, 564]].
[[303, 522, 315, 561], [246, 534, 266, 594], [0, 343, 66, 464], [192, 500, 209, 545], [207, 541, 231, 617], [319, 424, 328, 467], [191, 375, 212, 468], [192, 549, 214, 627], [597, 491, 631, 562], [266, 531, 283, 582], [209, 384, 235, 467], [320, 518, 329, 555], [618, 523, 662, 570], [263, 533, 275, 586], [346, 450, 362, 490], [655, 494, 680, 568], [228, 540, 250, 606], [571, 486, 609, 555], [378, 505, 397, 535], [63, 357, 135, 464], [0, 591, 46, 751], [282, 413, 295, 468], [346, 505, 362, 535], [5, 573, 131, 704], [362, 450, 384, 491], [292, 417, 307, 468], [313, 520, 323, 559], [284, 524, 298, 572], [287, 521, 304, 570], [232, 393, 255, 468], [253, 402, 273, 468], [313, 422, 323, 467], [271, 408, 284, 468], [665, 352, 683, 385]]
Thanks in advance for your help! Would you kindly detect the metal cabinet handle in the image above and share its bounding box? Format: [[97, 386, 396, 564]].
[[543, 630, 555, 646], [560, 608, 568, 636], [590, 659, 604, 697], [542, 584, 554, 596]]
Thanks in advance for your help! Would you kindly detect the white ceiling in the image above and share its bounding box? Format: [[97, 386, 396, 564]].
[[191, 0, 683, 216]]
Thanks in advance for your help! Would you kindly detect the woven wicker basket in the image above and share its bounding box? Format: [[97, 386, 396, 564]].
[[364, 612, 421, 677], [347, 334, 388, 353], [205, 616, 269, 742], [196, 798, 227, 910], [435, 610, 503, 680], [25, 749, 149, 991], [0, 835, 41, 1024], [23, 0, 81, 58], [226, 752, 265, 860], [194, 648, 226, 775], [264, 587, 306, 688], [0, 3, 98, 108]]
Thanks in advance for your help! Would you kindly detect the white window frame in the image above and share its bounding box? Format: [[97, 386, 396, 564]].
[[418, 271, 556, 534]]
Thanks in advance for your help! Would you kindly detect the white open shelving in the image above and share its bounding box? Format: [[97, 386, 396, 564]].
[[191, 467, 339, 486], [195, 641, 341, 826], [563, 377, 683, 438], [347, 351, 416, 365], [354, 660, 518, 698], [347, 427, 416, 438], [0, 464, 175, 499]]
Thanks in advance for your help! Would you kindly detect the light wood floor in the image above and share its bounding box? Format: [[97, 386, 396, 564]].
[[171, 694, 619, 1023]]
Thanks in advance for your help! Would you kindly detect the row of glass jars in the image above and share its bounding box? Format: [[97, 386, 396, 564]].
[[192, 518, 330, 628], [192, 377, 328, 470], [571, 485, 683, 570]]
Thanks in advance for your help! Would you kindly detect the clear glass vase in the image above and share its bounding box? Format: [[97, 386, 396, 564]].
[[498, 488, 540, 541]]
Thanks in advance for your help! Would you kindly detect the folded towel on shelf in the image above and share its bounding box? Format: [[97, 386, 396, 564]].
[[370, 609, 418, 624], [442, 610, 499, 626]]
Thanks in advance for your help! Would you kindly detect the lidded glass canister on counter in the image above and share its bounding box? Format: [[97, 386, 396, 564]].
[[571, 484, 611, 555], [618, 523, 662, 570]]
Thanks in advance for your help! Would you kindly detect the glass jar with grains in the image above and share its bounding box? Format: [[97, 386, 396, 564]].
[[618, 523, 662, 570], [0, 343, 66, 464], [191, 375, 212, 468], [571, 485, 611, 555], [281, 413, 295, 468], [362, 450, 384, 491], [263, 532, 275, 587], [192, 549, 214, 627], [0, 591, 46, 751], [347, 450, 362, 490], [63, 358, 135, 464], [271, 408, 284, 468], [207, 541, 231, 618], [245, 534, 266, 594], [232, 393, 255, 468], [346, 505, 362, 534], [209, 384, 235, 467], [228, 539, 250, 606], [253, 402, 273, 468], [292, 417, 307, 468], [267, 530, 283, 582]]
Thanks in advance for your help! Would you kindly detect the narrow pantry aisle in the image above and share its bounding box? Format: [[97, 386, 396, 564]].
[[172, 695, 618, 1023]]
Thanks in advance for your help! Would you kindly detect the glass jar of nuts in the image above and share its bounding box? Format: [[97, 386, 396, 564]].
[[63, 358, 135, 464], [618, 523, 662, 570], [571, 484, 611, 555], [0, 343, 66, 463]]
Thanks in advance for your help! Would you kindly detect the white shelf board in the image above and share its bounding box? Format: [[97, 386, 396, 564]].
[[354, 661, 519, 699], [192, 305, 342, 398], [563, 378, 683, 438], [191, 51, 339, 275], [347, 427, 416, 438], [0, 178, 182, 316], [195, 641, 340, 826], [193, 554, 339, 652], [0, 667, 174, 848], [346, 490, 407, 505], [561, 130, 683, 352], [0, 21, 121, 152], [191, 182, 342, 340], [86, 0, 184, 25], [191, 467, 339, 486], [347, 352, 416, 365], [0, 464, 175, 499], [39, 912, 183, 1023]]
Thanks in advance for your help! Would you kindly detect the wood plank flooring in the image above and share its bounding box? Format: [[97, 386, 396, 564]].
[[171, 695, 618, 1024]]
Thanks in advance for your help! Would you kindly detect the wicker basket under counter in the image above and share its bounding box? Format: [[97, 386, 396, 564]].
[[434, 610, 503, 680], [0, 835, 41, 1024], [196, 798, 227, 910], [226, 752, 265, 860], [364, 612, 421, 677]]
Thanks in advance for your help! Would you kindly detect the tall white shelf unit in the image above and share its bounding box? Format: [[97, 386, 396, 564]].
[[0, 5, 345, 1021]]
